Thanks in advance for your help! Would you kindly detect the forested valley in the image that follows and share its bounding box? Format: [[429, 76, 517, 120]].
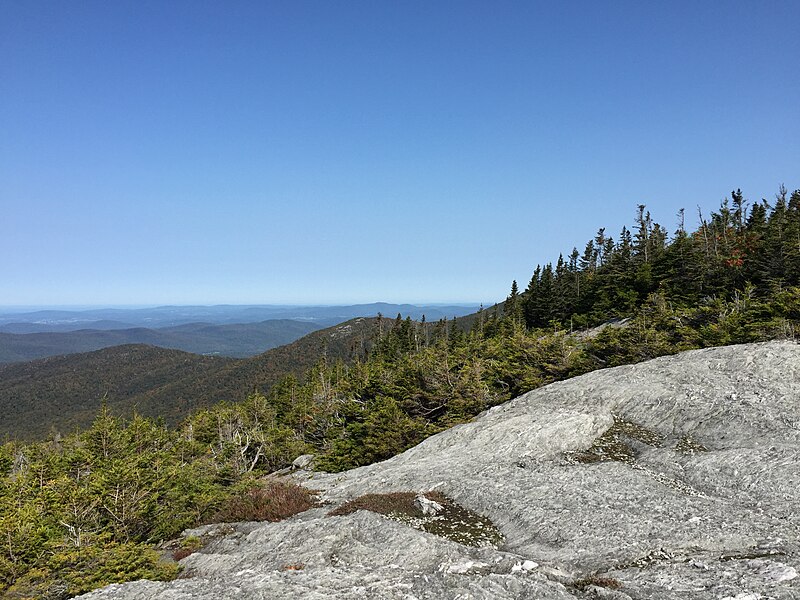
[[3, 186, 800, 598]]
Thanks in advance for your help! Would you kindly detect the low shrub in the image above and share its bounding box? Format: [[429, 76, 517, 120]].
[[172, 548, 195, 561], [172, 535, 204, 561], [210, 480, 317, 523], [5, 541, 179, 599]]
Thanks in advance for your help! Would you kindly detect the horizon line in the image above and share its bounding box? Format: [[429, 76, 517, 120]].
[[0, 301, 491, 311]]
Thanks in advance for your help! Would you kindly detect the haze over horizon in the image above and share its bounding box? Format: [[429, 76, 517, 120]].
[[0, 301, 483, 313], [2, 1, 798, 306]]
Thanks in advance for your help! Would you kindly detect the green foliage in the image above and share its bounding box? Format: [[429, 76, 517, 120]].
[[1, 317, 382, 441], [0, 444, 12, 476], [519, 187, 800, 330], [317, 395, 430, 471], [5, 540, 178, 599], [0, 403, 312, 597]]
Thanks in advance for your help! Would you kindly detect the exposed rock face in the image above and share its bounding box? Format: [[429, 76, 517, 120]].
[[79, 341, 800, 599]]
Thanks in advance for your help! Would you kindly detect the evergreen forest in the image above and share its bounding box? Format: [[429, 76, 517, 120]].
[[2, 186, 800, 598]]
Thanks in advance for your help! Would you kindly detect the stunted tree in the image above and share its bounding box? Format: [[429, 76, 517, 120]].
[[634, 204, 653, 263], [504, 280, 523, 329]]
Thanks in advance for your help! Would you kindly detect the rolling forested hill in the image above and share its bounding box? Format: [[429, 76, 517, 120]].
[[0, 317, 383, 440], [0, 303, 478, 333], [0, 345, 234, 440]]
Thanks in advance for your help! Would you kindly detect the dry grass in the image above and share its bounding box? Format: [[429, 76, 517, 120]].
[[211, 480, 318, 524]]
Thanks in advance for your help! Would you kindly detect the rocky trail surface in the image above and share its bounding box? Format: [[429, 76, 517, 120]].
[[80, 341, 800, 599]]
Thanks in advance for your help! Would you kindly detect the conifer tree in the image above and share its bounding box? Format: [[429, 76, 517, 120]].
[[634, 204, 653, 263], [505, 280, 523, 326]]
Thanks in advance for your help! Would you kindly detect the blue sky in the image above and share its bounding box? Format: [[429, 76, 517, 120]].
[[2, 1, 798, 306]]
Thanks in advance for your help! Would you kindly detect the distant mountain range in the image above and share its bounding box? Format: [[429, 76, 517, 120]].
[[0, 303, 478, 332], [0, 303, 478, 363], [0, 317, 386, 440], [0, 320, 322, 363]]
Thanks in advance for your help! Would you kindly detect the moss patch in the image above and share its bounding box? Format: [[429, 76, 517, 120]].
[[329, 491, 503, 548], [675, 435, 708, 454], [566, 416, 664, 464]]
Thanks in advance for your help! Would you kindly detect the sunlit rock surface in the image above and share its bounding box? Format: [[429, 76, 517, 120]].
[[80, 341, 800, 599]]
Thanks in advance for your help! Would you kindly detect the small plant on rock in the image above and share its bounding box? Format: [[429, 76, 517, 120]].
[[571, 574, 623, 591], [173, 535, 204, 560]]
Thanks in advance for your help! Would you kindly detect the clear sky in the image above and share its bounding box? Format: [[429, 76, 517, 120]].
[[2, 1, 798, 306]]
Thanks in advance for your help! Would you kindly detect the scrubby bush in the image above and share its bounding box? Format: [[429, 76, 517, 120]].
[[210, 480, 317, 524]]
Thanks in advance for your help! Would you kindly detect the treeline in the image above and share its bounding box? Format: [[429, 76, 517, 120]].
[[511, 186, 800, 329], [2, 186, 799, 597]]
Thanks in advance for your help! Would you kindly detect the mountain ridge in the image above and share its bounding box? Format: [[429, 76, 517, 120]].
[[0, 317, 384, 440], [0, 319, 322, 363], [0, 303, 479, 331]]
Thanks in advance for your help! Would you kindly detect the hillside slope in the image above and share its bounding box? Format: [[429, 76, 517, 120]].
[[81, 341, 800, 599], [0, 345, 234, 439], [0, 317, 383, 440]]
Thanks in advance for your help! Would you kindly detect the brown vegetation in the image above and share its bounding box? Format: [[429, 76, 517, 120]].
[[571, 574, 623, 590], [172, 548, 197, 561], [210, 480, 318, 523], [328, 491, 447, 517], [328, 491, 503, 548]]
